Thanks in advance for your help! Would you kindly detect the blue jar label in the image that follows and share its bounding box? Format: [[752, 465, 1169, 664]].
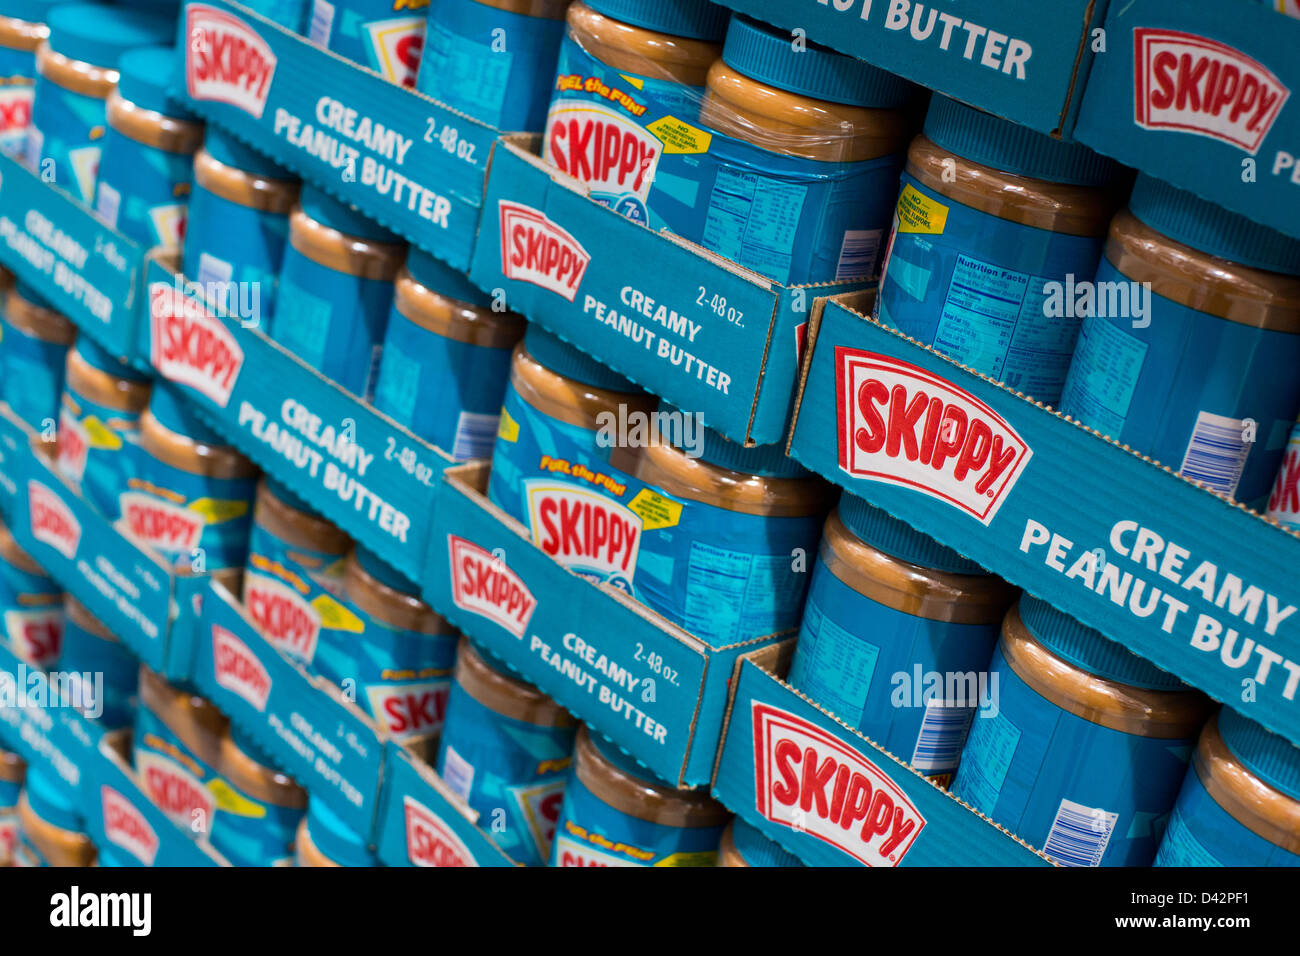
[[875, 175, 1103, 405], [182, 183, 289, 328], [787, 555, 1001, 783], [0, 80, 34, 154], [308, 0, 426, 86], [953, 644, 1196, 866], [436, 680, 575, 866], [28, 78, 106, 204], [57, 386, 143, 522], [1060, 258, 1300, 508], [121, 457, 256, 572], [56, 621, 138, 728], [0, 554, 63, 670], [1155, 764, 1300, 867], [1, 319, 68, 432], [94, 127, 194, 249], [134, 706, 223, 837], [209, 779, 304, 867], [242, 521, 348, 666]]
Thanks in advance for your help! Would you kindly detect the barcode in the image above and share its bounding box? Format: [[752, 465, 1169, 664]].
[[440, 744, 474, 801], [452, 411, 501, 462], [1042, 798, 1117, 867], [836, 228, 883, 282], [308, 0, 334, 46], [1180, 411, 1251, 497], [910, 703, 975, 774], [95, 181, 121, 228]]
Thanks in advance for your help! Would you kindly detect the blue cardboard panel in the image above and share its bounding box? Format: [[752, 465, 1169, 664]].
[[710, 0, 1107, 136], [373, 743, 516, 868], [425, 463, 781, 787], [789, 296, 1300, 748], [179, 0, 497, 271], [193, 582, 385, 834], [1075, 0, 1300, 241], [0, 642, 91, 796], [711, 648, 1049, 867], [469, 139, 820, 447], [141, 258, 450, 582], [0, 151, 143, 357]]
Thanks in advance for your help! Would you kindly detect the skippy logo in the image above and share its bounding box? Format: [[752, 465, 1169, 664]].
[[212, 625, 272, 712], [0, 87, 33, 139], [545, 101, 662, 202], [366, 680, 449, 740], [136, 749, 216, 830], [1134, 29, 1289, 154], [150, 281, 245, 407], [5, 609, 63, 670], [185, 5, 277, 119], [752, 703, 924, 867], [28, 481, 81, 559], [525, 481, 641, 590], [498, 201, 590, 302], [244, 573, 321, 662], [403, 796, 477, 867], [101, 786, 161, 866], [835, 350, 1031, 525], [56, 410, 89, 483], [120, 492, 204, 554], [447, 535, 537, 639]]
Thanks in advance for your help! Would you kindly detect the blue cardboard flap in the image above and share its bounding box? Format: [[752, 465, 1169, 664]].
[[789, 294, 1300, 749]]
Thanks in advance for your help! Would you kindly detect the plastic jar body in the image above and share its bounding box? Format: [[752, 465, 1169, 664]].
[[57, 595, 137, 729], [0, 6, 49, 152], [296, 797, 378, 866], [18, 766, 95, 867], [306, 0, 426, 86], [212, 728, 308, 867], [2, 283, 75, 431], [0, 519, 64, 669], [717, 817, 802, 867], [0, 748, 23, 866]]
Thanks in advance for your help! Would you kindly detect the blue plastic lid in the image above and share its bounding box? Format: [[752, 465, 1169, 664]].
[[584, 0, 728, 41], [923, 95, 1119, 187], [0, 0, 61, 21], [24, 765, 83, 833], [46, 4, 173, 70], [147, 380, 226, 446], [836, 492, 987, 575], [299, 184, 401, 243], [117, 46, 193, 119], [74, 333, 149, 382], [522, 324, 641, 393], [355, 545, 417, 596], [404, 249, 494, 310], [731, 817, 802, 867], [586, 728, 675, 786], [657, 402, 809, 477], [202, 127, 294, 181], [1217, 707, 1300, 802], [722, 15, 911, 108], [306, 797, 377, 866], [1017, 595, 1190, 691], [1127, 173, 1300, 276]]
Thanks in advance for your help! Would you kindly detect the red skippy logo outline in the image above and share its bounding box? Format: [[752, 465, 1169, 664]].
[[835, 349, 1030, 526], [101, 786, 160, 866], [212, 624, 272, 712], [185, 5, 277, 118], [1133, 28, 1289, 154], [403, 795, 477, 867], [498, 201, 590, 302], [751, 702, 925, 867], [447, 535, 537, 638], [149, 281, 244, 407], [28, 481, 81, 559]]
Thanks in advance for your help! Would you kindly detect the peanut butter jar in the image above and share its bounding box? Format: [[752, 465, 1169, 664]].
[[1156, 708, 1300, 866], [213, 726, 308, 867], [129, 382, 259, 574], [0, 516, 64, 669], [0, 0, 52, 153], [544, 0, 726, 224], [373, 249, 524, 460], [437, 638, 577, 866], [316, 547, 459, 765], [273, 184, 406, 399], [787, 493, 1016, 787], [1061, 173, 1300, 509], [488, 324, 656, 588], [243, 477, 350, 668], [0, 748, 24, 867], [17, 766, 95, 867], [95, 46, 203, 250], [552, 725, 728, 866], [296, 797, 378, 866], [418, 0, 572, 131], [27, 3, 172, 202], [876, 95, 1121, 406], [307, 0, 427, 87], [953, 596, 1211, 866], [57, 594, 137, 729], [2, 282, 75, 430], [717, 817, 802, 867], [185, 127, 299, 328], [57, 334, 151, 520]]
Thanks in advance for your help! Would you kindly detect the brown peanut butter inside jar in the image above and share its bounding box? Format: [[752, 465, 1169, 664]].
[[565, 1, 722, 87], [455, 637, 575, 728], [1192, 713, 1300, 855], [137, 664, 229, 770]]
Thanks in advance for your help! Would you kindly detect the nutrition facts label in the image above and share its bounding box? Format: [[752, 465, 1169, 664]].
[[703, 168, 806, 285], [683, 541, 804, 643], [789, 601, 880, 724], [1060, 317, 1149, 436], [953, 708, 1022, 814]]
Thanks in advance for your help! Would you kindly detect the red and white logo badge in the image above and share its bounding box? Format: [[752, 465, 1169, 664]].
[[119, 492, 205, 554], [498, 201, 590, 302], [136, 749, 217, 831], [101, 786, 161, 866], [244, 573, 320, 663], [367, 679, 450, 741], [56, 409, 89, 483], [544, 101, 663, 200], [835, 349, 1031, 525], [28, 481, 80, 559], [4, 609, 63, 670], [525, 481, 641, 585], [0, 815, 16, 866], [513, 779, 566, 860], [752, 703, 925, 867], [186, 5, 277, 119], [0, 86, 33, 142], [1134, 29, 1289, 153], [447, 535, 537, 639], [552, 833, 641, 867], [364, 16, 424, 88], [403, 796, 477, 867], [149, 280, 244, 407], [212, 625, 272, 712]]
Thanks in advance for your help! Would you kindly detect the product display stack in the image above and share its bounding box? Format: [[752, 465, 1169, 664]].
[[0, 0, 1296, 888]]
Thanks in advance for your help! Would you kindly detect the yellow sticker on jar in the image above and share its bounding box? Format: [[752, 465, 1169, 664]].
[[311, 593, 365, 633], [497, 407, 519, 443], [188, 498, 250, 524], [646, 117, 712, 155], [628, 489, 682, 530], [82, 416, 122, 450], [896, 184, 949, 235]]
